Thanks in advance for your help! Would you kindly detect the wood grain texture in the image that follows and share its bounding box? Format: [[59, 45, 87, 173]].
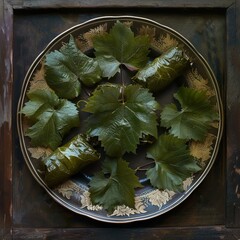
[[8, 0, 234, 9], [0, 0, 13, 239], [1, 0, 240, 238], [226, 0, 240, 228], [15, 0, 232, 8], [11, 8, 226, 229], [11, 227, 240, 240]]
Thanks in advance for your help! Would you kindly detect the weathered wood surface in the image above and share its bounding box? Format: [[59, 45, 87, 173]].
[[0, 0, 13, 239], [226, 0, 240, 228], [11, 227, 240, 240], [12, 9, 226, 228], [1, 0, 240, 239], [8, 0, 234, 9]]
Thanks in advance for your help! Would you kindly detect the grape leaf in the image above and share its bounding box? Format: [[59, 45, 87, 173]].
[[21, 89, 80, 150], [83, 84, 160, 157], [160, 87, 218, 141], [89, 158, 142, 213], [93, 21, 150, 78], [45, 35, 102, 99], [21, 89, 59, 121], [146, 134, 201, 191]]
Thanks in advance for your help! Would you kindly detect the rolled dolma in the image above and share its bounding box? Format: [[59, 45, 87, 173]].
[[133, 47, 190, 92], [43, 134, 100, 187]]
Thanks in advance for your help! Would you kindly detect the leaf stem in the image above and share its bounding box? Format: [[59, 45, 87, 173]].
[[119, 65, 126, 104], [120, 64, 125, 87], [135, 161, 155, 172], [82, 87, 91, 97]]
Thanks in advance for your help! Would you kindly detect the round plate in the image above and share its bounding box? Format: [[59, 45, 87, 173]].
[[17, 15, 223, 223]]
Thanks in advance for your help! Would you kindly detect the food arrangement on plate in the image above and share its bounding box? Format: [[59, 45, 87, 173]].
[[17, 16, 223, 223]]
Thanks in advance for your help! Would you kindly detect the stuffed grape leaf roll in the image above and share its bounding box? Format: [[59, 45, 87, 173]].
[[42, 134, 100, 187], [133, 47, 190, 92]]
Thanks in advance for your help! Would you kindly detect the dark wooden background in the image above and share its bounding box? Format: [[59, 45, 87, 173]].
[[1, 0, 240, 239]]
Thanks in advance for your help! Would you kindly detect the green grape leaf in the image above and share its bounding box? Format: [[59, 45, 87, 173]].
[[95, 55, 121, 79], [45, 35, 102, 99], [83, 84, 160, 157], [21, 89, 59, 121], [93, 21, 150, 78], [89, 158, 142, 213], [21, 89, 80, 150], [160, 87, 218, 141], [146, 134, 201, 191]]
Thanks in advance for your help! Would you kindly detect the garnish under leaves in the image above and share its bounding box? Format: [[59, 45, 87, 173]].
[[89, 158, 142, 213], [45, 35, 102, 99], [133, 46, 189, 92], [83, 84, 160, 157], [160, 87, 218, 141], [21, 89, 80, 150], [146, 134, 201, 191], [93, 21, 150, 78], [43, 134, 100, 187]]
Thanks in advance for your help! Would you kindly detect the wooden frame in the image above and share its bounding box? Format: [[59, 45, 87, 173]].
[[1, 0, 240, 239]]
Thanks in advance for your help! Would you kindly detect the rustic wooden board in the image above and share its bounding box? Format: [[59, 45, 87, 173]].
[[12, 9, 225, 226], [8, 0, 234, 9], [10, 227, 240, 240], [0, 1, 13, 239], [226, 0, 240, 228], [1, 0, 240, 239]]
